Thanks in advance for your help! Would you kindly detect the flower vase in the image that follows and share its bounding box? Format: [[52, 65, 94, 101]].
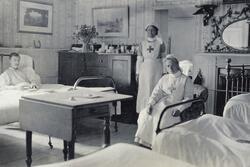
[[81, 42, 88, 52]]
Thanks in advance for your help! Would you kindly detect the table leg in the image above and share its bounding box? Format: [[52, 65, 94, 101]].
[[63, 140, 68, 161], [26, 131, 32, 167], [112, 101, 118, 132], [103, 116, 110, 148], [68, 140, 75, 160], [48, 136, 53, 149], [1, 56, 3, 73]]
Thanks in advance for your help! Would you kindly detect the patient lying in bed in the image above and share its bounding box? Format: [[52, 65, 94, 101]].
[[0, 52, 40, 90], [152, 114, 250, 167]]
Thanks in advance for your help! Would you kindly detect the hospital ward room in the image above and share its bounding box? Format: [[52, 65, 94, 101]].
[[1, 0, 250, 167]]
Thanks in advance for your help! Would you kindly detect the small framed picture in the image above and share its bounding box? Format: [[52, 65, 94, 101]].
[[18, 0, 53, 34]]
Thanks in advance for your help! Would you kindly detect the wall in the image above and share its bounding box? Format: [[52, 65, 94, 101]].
[[0, 0, 77, 83], [155, 7, 200, 61], [74, 0, 227, 61], [0, 0, 76, 49], [76, 0, 155, 44], [0, 48, 58, 83]]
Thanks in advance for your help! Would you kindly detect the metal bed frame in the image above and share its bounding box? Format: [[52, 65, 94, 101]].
[[216, 58, 250, 115], [156, 98, 205, 134], [0, 53, 10, 73]]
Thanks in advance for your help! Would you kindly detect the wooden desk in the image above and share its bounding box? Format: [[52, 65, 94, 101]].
[[20, 89, 132, 167]]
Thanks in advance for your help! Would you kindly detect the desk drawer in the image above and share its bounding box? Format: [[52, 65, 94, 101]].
[[77, 105, 109, 118], [86, 55, 108, 67]]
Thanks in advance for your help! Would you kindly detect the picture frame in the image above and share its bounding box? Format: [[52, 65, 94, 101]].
[[18, 0, 53, 34], [223, 0, 250, 4], [92, 6, 129, 37]]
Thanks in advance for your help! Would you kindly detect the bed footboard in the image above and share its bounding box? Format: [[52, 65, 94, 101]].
[[156, 98, 205, 134]]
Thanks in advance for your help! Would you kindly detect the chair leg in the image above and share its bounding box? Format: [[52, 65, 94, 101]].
[[48, 136, 53, 149]]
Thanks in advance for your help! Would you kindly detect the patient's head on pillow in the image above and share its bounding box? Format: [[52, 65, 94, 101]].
[[163, 54, 181, 74], [9, 52, 20, 70]]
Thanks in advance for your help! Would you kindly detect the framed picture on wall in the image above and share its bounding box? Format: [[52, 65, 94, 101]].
[[18, 0, 53, 34], [223, 0, 250, 4], [92, 6, 129, 37]]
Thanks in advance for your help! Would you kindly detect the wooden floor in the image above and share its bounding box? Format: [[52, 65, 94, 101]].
[[0, 118, 137, 167]]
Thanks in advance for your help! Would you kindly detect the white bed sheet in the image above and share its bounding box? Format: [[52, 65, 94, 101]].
[[36, 143, 196, 167], [0, 84, 118, 125], [223, 93, 250, 124], [152, 114, 250, 167]]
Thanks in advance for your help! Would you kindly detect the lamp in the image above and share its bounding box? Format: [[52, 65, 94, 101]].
[[193, 4, 217, 26]]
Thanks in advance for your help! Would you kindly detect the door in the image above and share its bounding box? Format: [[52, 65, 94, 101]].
[[155, 7, 197, 61]]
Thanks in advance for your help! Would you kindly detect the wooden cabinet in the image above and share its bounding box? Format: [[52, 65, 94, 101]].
[[58, 51, 136, 93], [58, 51, 137, 123]]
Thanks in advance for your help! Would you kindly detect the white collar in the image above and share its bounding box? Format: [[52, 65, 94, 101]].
[[147, 36, 157, 42], [9, 67, 19, 71], [168, 71, 182, 78], [147, 36, 163, 44]]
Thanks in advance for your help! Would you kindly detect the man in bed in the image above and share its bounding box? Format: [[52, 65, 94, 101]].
[[0, 52, 40, 90]]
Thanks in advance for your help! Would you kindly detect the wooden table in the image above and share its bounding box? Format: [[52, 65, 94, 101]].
[[19, 89, 132, 167]]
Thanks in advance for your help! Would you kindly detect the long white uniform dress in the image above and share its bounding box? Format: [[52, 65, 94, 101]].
[[135, 71, 193, 147], [136, 37, 165, 113]]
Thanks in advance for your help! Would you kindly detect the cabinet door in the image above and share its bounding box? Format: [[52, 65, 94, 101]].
[[58, 53, 78, 85], [110, 56, 131, 93], [77, 55, 86, 77]]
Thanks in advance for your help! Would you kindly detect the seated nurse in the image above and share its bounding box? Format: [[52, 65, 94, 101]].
[[135, 55, 194, 148], [0, 52, 41, 90]]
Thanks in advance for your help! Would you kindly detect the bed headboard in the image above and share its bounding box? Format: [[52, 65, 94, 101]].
[[0, 53, 34, 73], [216, 58, 250, 115], [0, 54, 9, 73]]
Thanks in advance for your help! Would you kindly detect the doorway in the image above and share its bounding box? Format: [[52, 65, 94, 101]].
[[155, 7, 197, 61]]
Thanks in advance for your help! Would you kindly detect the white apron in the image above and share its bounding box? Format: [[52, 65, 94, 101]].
[[136, 38, 164, 113]]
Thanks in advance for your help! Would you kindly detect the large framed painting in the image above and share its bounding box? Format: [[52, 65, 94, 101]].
[[18, 0, 53, 34], [223, 0, 250, 4], [92, 6, 129, 37]]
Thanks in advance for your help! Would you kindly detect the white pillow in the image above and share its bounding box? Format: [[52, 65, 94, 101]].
[[179, 60, 193, 77], [19, 54, 33, 70]]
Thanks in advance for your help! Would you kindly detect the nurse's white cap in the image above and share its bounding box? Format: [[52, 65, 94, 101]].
[[145, 24, 159, 31]]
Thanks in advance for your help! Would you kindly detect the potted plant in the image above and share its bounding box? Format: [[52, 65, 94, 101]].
[[72, 25, 98, 52]]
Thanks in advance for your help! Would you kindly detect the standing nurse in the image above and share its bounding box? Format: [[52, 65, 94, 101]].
[[136, 24, 166, 113]]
